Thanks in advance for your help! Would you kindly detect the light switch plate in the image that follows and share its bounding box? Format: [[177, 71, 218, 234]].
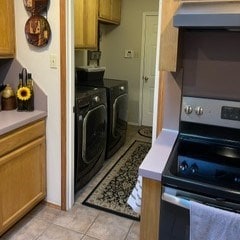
[[50, 54, 57, 68]]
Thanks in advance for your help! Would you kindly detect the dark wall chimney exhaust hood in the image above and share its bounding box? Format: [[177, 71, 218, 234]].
[[173, 2, 240, 30]]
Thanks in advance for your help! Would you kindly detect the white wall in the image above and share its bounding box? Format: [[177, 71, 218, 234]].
[[14, 0, 61, 206], [100, 0, 159, 125]]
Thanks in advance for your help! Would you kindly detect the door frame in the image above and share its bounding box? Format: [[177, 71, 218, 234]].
[[139, 12, 158, 127], [62, 3, 162, 210], [60, 0, 75, 210]]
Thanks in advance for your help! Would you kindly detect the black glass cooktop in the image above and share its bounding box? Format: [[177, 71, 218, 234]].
[[162, 134, 240, 203]]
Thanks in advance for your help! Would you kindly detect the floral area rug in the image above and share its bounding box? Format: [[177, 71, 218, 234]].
[[82, 140, 151, 220], [138, 126, 152, 138]]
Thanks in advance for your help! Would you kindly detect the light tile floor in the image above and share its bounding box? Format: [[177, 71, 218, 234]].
[[1, 125, 151, 240]]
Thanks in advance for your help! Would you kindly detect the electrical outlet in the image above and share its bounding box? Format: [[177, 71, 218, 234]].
[[50, 54, 57, 68]]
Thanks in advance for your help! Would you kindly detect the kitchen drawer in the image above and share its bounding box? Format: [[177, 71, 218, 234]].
[[0, 120, 45, 157]]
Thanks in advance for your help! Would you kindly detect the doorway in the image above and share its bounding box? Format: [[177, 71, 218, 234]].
[[140, 13, 158, 127]]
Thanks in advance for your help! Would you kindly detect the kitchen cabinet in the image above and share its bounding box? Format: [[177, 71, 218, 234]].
[[74, 0, 98, 49], [0, 0, 15, 58], [160, 0, 240, 71], [99, 0, 121, 24], [0, 119, 46, 236], [159, 0, 180, 72], [140, 178, 161, 240]]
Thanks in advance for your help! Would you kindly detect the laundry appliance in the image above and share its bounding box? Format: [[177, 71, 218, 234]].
[[74, 86, 107, 192], [75, 67, 128, 159]]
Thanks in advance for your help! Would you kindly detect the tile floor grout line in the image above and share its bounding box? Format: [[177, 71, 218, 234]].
[[34, 222, 53, 240], [83, 209, 101, 237], [124, 221, 135, 240]]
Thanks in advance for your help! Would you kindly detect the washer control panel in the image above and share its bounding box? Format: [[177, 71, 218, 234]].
[[181, 97, 240, 129]]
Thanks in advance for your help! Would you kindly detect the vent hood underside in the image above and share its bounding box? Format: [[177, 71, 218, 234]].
[[173, 2, 240, 29]]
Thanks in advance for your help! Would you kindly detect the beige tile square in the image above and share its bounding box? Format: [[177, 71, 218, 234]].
[[86, 212, 133, 240], [29, 204, 61, 222], [53, 204, 99, 234], [37, 224, 83, 240], [126, 221, 140, 240], [82, 236, 99, 240], [1, 217, 49, 240]]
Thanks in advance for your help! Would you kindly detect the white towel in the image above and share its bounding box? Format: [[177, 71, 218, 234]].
[[190, 200, 240, 240], [127, 175, 142, 214]]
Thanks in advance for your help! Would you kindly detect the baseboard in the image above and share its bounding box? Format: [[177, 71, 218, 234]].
[[43, 200, 62, 210]]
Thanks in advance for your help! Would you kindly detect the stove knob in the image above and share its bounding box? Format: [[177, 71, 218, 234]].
[[184, 105, 193, 114], [179, 161, 188, 172], [195, 106, 203, 115], [93, 96, 100, 103], [234, 177, 240, 183], [190, 164, 198, 174]]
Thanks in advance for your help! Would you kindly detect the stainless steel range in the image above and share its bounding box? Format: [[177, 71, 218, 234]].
[[159, 96, 240, 240]]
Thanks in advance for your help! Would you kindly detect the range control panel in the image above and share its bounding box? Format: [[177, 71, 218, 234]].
[[181, 97, 240, 129], [221, 106, 240, 121]]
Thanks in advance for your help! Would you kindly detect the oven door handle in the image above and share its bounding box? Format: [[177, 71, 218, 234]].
[[162, 192, 190, 209]]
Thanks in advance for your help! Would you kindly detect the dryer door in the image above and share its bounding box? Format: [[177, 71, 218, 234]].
[[82, 104, 107, 164], [112, 93, 128, 138]]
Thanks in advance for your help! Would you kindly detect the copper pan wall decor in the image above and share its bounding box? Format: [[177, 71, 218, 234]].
[[23, 0, 49, 15], [25, 15, 51, 47], [23, 0, 51, 48]]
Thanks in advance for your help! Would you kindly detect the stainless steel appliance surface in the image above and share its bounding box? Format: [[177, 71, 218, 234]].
[[74, 86, 107, 192], [159, 96, 240, 240]]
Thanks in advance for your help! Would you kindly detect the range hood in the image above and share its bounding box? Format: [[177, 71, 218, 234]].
[[173, 1, 240, 29]]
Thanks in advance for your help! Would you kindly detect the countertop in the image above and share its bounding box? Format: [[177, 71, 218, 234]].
[[0, 110, 47, 136], [139, 129, 178, 181]]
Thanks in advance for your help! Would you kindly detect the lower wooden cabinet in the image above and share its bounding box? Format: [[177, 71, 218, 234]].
[[0, 119, 46, 235], [140, 177, 162, 240]]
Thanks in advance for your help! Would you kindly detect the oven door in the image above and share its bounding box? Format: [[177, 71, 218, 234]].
[[159, 186, 240, 240]]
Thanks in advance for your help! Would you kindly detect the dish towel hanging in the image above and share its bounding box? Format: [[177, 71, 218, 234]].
[[127, 175, 142, 214], [190, 200, 240, 240]]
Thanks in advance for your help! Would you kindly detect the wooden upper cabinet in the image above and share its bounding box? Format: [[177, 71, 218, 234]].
[[99, 0, 121, 24], [74, 0, 98, 49], [159, 0, 239, 71], [0, 0, 15, 58], [159, 0, 180, 72]]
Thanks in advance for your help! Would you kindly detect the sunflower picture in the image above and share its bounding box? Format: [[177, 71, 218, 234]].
[[17, 87, 31, 101]]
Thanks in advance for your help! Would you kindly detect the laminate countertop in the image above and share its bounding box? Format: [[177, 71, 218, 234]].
[[139, 129, 178, 181], [0, 110, 47, 136]]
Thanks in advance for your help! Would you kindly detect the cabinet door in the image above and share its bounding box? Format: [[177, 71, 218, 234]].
[[74, 0, 98, 49], [99, 0, 121, 24], [159, 0, 180, 72], [0, 0, 15, 58], [0, 137, 46, 235], [111, 0, 121, 23], [99, 0, 112, 20]]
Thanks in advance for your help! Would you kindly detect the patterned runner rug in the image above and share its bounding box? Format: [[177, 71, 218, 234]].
[[82, 140, 151, 220], [138, 126, 152, 138]]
